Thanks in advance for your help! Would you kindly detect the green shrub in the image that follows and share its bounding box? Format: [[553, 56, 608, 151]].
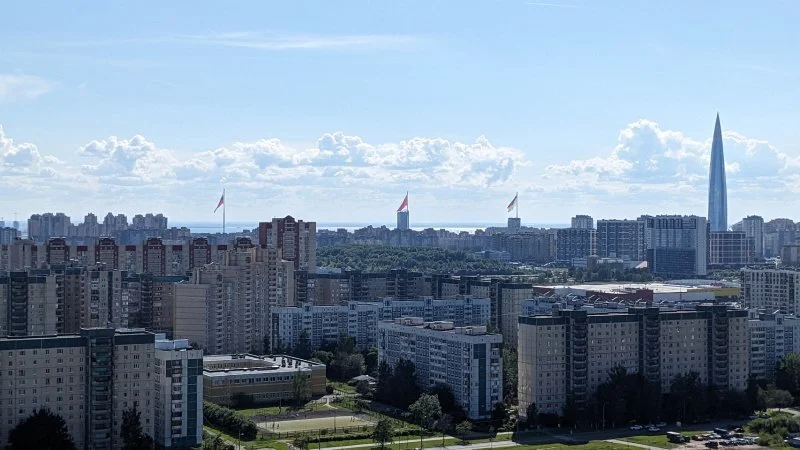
[[203, 401, 258, 440]]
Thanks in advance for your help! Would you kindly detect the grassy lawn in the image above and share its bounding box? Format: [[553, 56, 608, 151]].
[[315, 433, 513, 449], [329, 380, 357, 393], [620, 435, 678, 449], [236, 401, 328, 416], [512, 441, 639, 450], [259, 415, 374, 433], [203, 425, 290, 450]]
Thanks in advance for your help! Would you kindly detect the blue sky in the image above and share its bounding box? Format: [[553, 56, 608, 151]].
[[1, 1, 799, 225]]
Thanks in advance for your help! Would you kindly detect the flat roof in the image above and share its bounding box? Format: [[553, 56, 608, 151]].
[[545, 282, 728, 294]]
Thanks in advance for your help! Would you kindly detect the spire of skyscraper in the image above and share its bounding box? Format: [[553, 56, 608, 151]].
[[708, 113, 728, 231]]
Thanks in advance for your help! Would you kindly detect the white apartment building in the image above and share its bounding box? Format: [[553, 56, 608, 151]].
[[748, 310, 800, 381], [378, 317, 503, 420], [741, 268, 800, 315], [153, 336, 204, 449], [269, 297, 491, 353], [518, 305, 749, 417]]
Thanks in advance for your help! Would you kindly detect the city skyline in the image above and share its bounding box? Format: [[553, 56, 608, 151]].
[[3, 2, 800, 222]]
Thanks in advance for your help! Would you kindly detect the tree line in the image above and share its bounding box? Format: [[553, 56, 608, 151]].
[[317, 245, 520, 275]]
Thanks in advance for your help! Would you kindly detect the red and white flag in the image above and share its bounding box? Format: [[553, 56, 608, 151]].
[[214, 190, 225, 213], [397, 193, 409, 212]]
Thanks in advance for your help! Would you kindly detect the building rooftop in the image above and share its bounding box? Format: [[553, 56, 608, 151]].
[[203, 354, 324, 378], [386, 317, 494, 336]]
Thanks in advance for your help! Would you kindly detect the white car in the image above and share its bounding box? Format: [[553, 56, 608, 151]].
[[630, 425, 643, 431], [656, 422, 667, 427], [647, 426, 660, 432]]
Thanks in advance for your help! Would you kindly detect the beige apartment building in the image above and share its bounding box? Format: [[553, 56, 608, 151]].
[[518, 304, 749, 417], [0, 328, 156, 450], [203, 355, 326, 406]]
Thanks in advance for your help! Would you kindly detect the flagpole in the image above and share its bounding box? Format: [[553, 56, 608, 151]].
[[223, 188, 226, 236], [515, 191, 519, 219]]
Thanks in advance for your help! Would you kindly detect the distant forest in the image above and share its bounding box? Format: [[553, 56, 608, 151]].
[[317, 245, 520, 275]]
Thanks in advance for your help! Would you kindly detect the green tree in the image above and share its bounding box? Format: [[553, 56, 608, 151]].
[[777, 353, 800, 398], [6, 408, 76, 450], [293, 330, 313, 359], [371, 418, 394, 450], [409, 394, 442, 431], [759, 385, 794, 409], [391, 359, 421, 408], [292, 436, 310, 450], [502, 349, 518, 404], [355, 379, 371, 396], [329, 352, 365, 381], [455, 421, 472, 444], [200, 434, 226, 450], [525, 402, 538, 428], [292, 369, 312, 406], [312, 350, 334, 366], [437, 413, 453, 447], [364, 346, 379, 374], [375, 360, 393, 402], [121, 406, 154, 450]]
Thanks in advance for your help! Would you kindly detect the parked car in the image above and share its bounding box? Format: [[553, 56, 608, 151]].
[[647, 426, 661, 432], [656, 422, 667, 427], [705, 442, 719, 449], [630, 425, 643, 430]]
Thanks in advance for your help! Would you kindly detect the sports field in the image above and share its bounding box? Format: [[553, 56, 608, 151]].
[[258, 415, 374, 433]]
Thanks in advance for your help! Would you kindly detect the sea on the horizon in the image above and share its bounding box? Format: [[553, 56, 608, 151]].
[[173, 221, 569, 234]]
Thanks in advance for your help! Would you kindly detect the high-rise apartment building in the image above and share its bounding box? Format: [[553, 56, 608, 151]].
[[740, 268, 800, 315], [0, 226, 19, 245], [708, 114, 728, 232], [0, 328, 157, 450], [258, 216, 317, 272], [378, 317, 503, 419], [596, 219, 646, 260], [556, 228, 596, 262], [748, 311, 800, 381], [571, 215, 594, 230], [0, 271, 59, 336], [643, 215, 708, 276], [741, 216, 765, 259], [397, 210, 410, 231], [176, 239, 294, 354], [518, 305, 749, 417], [153, 336, 203, 449], [708, 231, 753, 267]]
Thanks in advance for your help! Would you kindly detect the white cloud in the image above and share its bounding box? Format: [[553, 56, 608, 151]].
[[169, 132, 525, 189], [0, 74, 54, 102], [0, 125, 61, 174], [545, 118, 796, 187], [79, 135, 178, 183], [178, 31, 419, 51]]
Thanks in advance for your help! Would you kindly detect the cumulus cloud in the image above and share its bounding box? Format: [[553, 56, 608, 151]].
[[545, 118, 797, 189], [0, 74, 54, 102], [79, 135, 178, 183], [170, 132, 525, 188], [0, 125, 61, 175]]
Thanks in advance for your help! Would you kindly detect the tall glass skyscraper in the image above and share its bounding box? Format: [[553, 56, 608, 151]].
[[708, 113, 728, 231]]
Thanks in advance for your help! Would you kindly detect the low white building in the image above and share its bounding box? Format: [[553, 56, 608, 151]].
[[154, 335, 204, 449], [378, 317, 503, 420]]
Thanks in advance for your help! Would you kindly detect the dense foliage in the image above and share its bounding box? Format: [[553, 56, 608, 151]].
[[376, 359, 421, 408], [203, 401, 258, 441], [317, 245, 519, 274], [409, 394, 442, 430], [372, 418, 395, 449], [502, 349, 518, 404], [121, 407, 154, 450], [6, 408, 76, 450], [747, 414, 800, 447], [528, 367, 755, 429]]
